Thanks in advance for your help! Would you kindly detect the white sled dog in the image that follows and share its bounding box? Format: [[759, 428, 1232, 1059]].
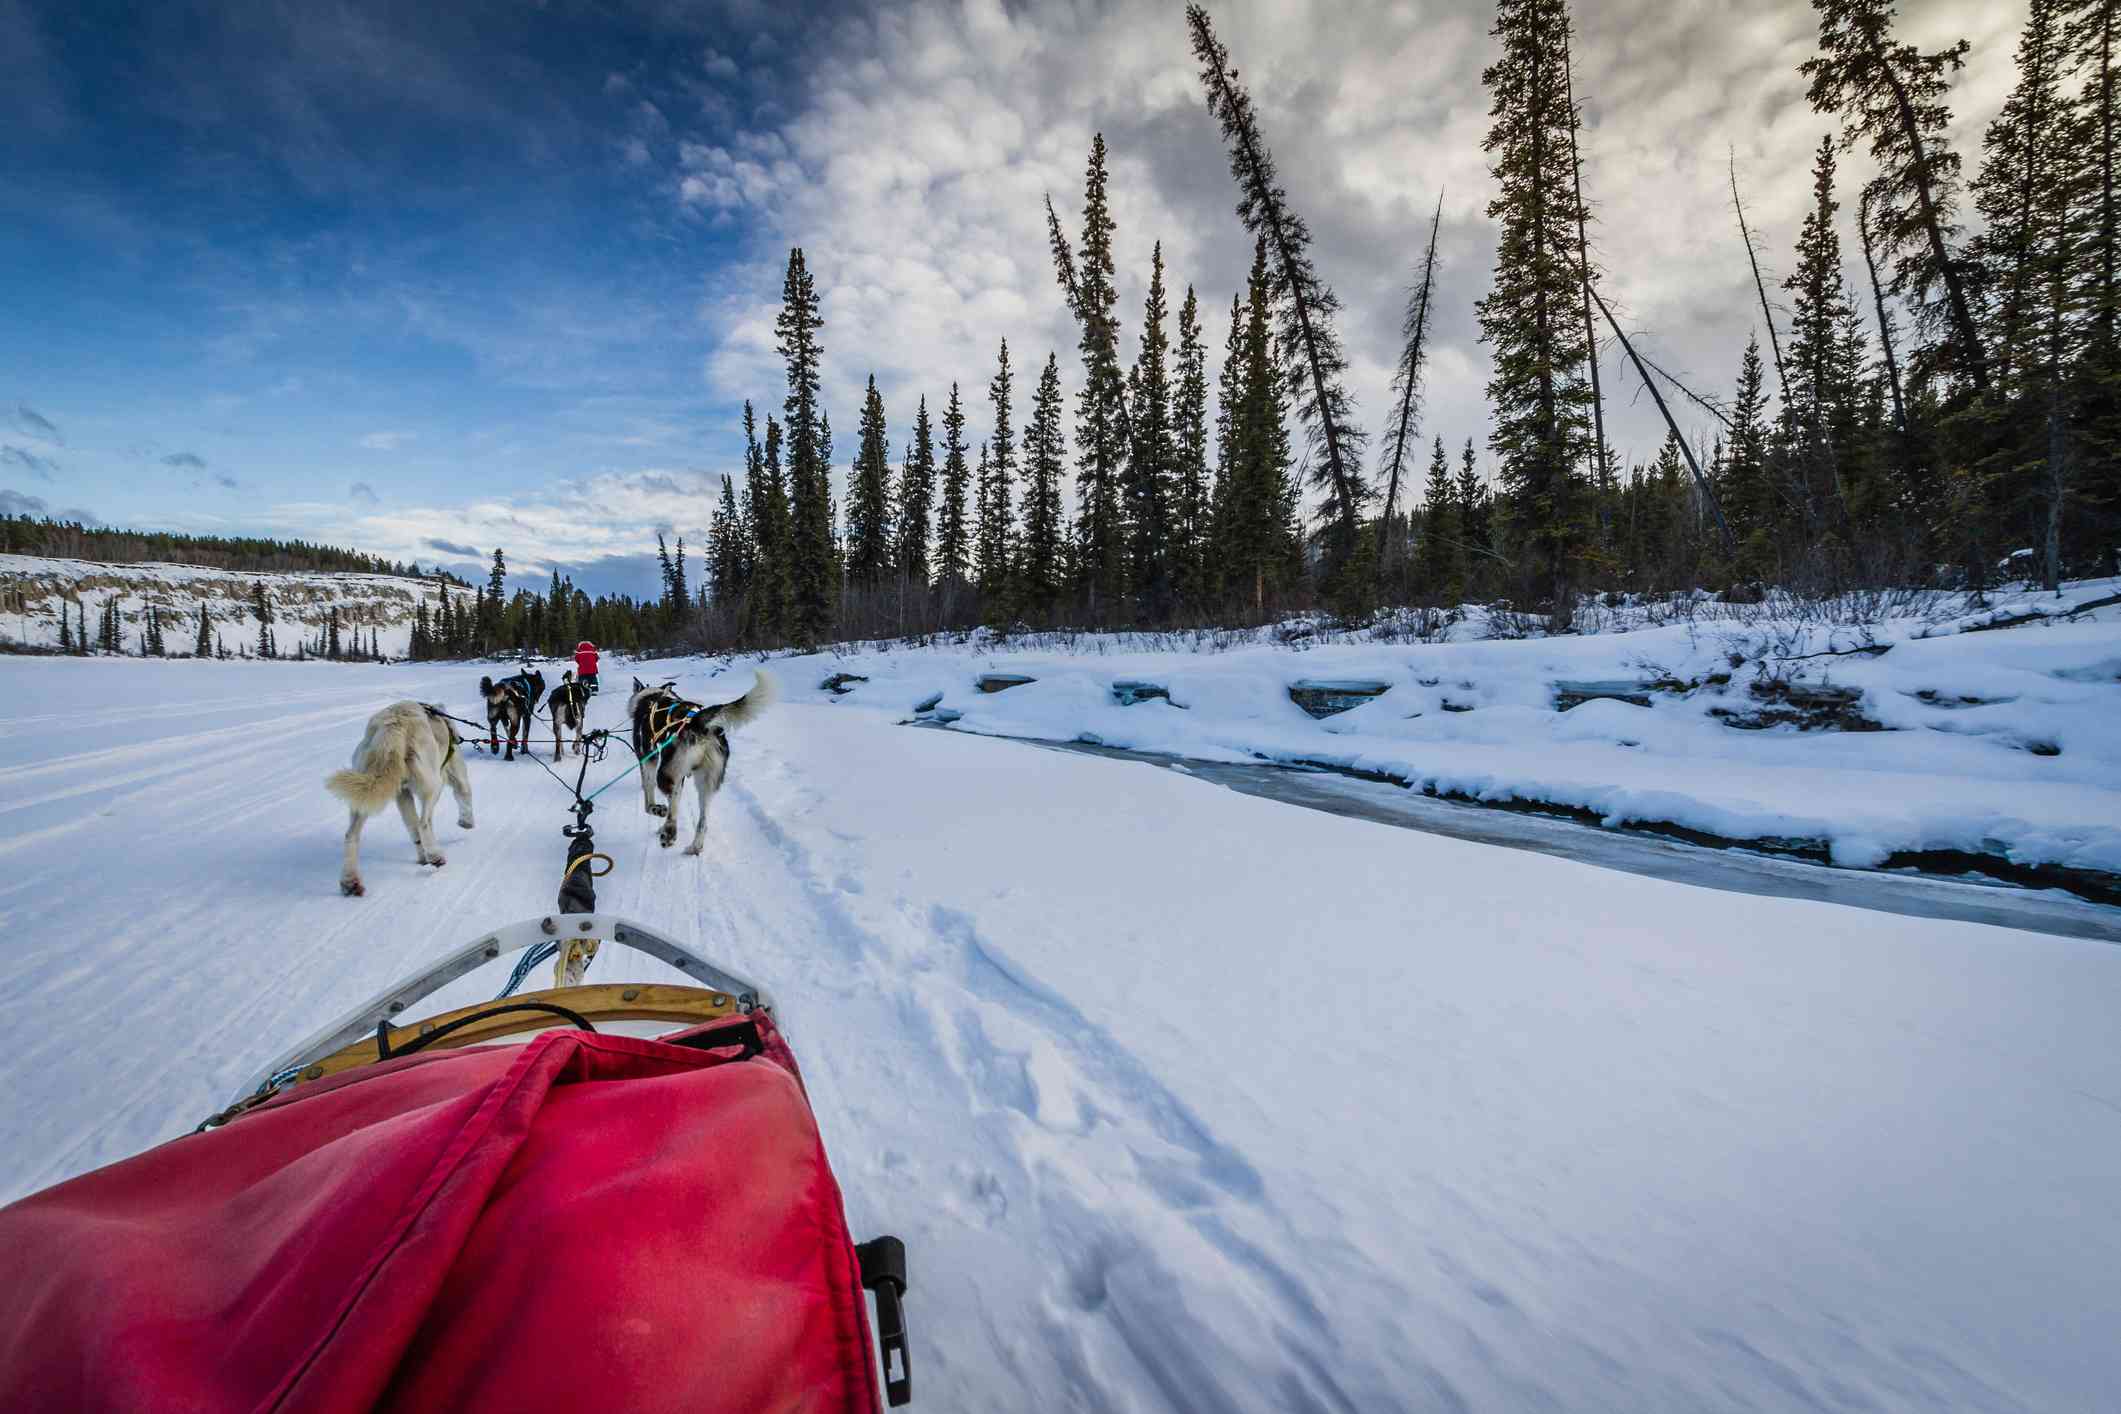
[[628, 672, 774, 855], [325, 701, 476, 896]]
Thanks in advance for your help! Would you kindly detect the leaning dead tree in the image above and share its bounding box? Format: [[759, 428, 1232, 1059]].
[[1583, 275, 1737, 555], [1729, 151, 1796, 406], [1376, 193, 1445, 571], [1186, 4, 1369, 570]]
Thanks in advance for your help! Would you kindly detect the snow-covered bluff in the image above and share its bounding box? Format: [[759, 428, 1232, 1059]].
[[0, 553, 464, 657]]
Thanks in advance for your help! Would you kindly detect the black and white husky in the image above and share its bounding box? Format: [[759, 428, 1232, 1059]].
[[325, 702, 475, 896], [627, 672, 774, 854], [547, 670, 590, 760], [478, 668, 545, 760]]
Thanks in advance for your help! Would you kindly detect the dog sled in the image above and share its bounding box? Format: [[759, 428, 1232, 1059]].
[[0, 740, 911, 1411]]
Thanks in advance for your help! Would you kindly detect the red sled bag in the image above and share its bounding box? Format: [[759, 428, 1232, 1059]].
[[0, 1013, 907, 1413]]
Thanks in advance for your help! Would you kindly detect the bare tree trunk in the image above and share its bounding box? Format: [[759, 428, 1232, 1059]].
[[1730, 152, 1796, 407]]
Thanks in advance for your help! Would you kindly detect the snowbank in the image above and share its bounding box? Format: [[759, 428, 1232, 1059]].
[[728, 581, 2121, 891]]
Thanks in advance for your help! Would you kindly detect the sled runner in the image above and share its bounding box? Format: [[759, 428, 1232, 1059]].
[[0, 735, 912, 1411]]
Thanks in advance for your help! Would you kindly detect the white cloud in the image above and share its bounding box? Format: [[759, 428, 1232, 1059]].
[[359, 430, 416, 451]]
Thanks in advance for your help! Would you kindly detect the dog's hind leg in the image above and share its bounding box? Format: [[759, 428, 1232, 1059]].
[[340, 809, 369, 896], [445, 747, 475, 830], [682, 763, 717, 856], [639, 757, 665, 817]]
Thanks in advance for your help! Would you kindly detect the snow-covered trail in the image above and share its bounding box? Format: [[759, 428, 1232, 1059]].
[[4, 657, 2121, 1411]]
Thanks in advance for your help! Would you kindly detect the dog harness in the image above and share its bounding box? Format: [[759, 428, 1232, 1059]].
[[638, 694, 733, 760], [553, 680, 588, 718], [493, 674, 537, 714]]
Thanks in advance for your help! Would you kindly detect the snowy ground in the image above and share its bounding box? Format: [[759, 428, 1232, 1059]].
[[3, 655, 2119, 1411]]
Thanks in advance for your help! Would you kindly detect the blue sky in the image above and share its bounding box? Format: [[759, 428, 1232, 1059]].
[[3, 0, 2022, 599]]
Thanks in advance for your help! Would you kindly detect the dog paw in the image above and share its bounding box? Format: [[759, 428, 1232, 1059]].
[[426, 853, 447, 868], [682, 841, 703, 856], [658, 829, 677, 848], [340, 878, 364, 897], [647, 803, 668, 817], [459, 816, 476, 830]]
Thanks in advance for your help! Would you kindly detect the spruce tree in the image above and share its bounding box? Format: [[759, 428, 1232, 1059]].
[[327, 606, 342, 660], [1126, 243, 1177, 619], [1056, 136, 1129, 616], [778, 248, 835, 645], [711, 476, 744, 605], [977, 340, 1017, 600], [1019, 353, 1068, 621], [1784, 135, 1865, 530], [897, 395, 936, 585], [1172, 285, 1212, 611], [58, 601, 72, 652], [1419, 436, 1461, 600], [1724, 336, 1776, 575], [195, 601, 212, 658], [1803, 0, 1989, 395], [936, 385, 972, 598], [2067, 0, 2121, 571], [1218, 242, 1298, 614], [846, 376, 894, 590], [1457, 440, 1494, 572], [1480, 0, 1598, 613], [1971, 0, 2079, 587]]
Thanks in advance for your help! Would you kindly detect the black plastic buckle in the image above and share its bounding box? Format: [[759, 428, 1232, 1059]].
[[857, 1236, 910, 1406]]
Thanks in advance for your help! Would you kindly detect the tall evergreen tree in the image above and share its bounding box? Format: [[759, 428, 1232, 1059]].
[[1171, 285, 1212, 611], [897, 395, 936, 585], [1724, 336, 1776, 573], [778, 248, 835, 645], [936, 384, 972, 596], [1019, 354, 1069, 620], [1217, 242, 1299, 613], [1479, 0, 1599, 609], [978, 340, 1017, 598], [1053, 136, 1129, 614], [195, 600, 212, 657], [1784, 135, 1865, 529], [1457, 440, 1494, 569], [1803, 0, 1989, 395], [710, 475, 744, 605], [1972, 0, 2079, 587], [251, 581, 274, 659], [1419, 436, 1461, 598], [1126, 242, 1177, 618], [2066, 0, 2121, 570], [846, 376, 895, 590]]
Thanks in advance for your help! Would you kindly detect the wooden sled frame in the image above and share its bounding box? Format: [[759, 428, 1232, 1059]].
[[220, 914, 774, 1119]]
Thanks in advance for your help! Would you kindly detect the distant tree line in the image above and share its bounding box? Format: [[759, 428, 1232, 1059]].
[[0, 514, 471, 583]]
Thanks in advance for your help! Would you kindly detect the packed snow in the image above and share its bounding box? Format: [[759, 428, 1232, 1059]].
[[758, 580, 2121, 894], [1, 651, 2117, 1411]]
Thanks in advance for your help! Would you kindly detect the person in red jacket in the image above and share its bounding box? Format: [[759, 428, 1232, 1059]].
[[573, 640, 600, 694]]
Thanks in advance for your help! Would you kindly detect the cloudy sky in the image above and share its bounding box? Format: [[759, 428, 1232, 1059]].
[[3, 0, 2024, 598]]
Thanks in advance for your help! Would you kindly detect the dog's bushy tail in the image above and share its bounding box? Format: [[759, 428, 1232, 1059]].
[[715, 669, 776, 731], [479, 675, 495, 697], [326, 716, 413, 816]]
